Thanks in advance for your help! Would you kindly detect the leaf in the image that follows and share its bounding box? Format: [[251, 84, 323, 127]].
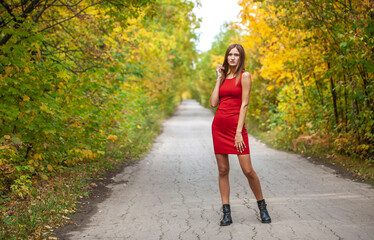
[[23, 95, 30, 101], [266, 85, 275, 91], [11, 137, 22, 144], [40, 104, 48, 112], [47, 164, 53, 171], [340, 42, 347, 48], [97, 151, 105, 155], [41, 174, 48, 181], [34, 153, 42, 160], [107, 135, 118, 141], [5, 67, 12, 76]]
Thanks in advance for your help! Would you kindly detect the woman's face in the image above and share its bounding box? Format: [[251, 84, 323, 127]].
[[227, 47, 240, 67]]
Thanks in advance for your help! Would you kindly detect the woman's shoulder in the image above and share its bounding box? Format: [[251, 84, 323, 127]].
[[241, 71, 250, 77], [239, 71, 251, 86], [240, 71, 251, 81]]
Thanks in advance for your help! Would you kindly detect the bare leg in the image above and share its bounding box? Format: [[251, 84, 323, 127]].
[[237, 154, 264, 201], [215, 154, 230, 204]]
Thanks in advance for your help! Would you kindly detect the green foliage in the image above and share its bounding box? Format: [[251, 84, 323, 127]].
[[0, 0, 199, 237], [250, 0, 374, 162]]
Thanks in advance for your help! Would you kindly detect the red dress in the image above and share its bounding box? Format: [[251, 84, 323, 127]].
[[212, 72, 250, 155]]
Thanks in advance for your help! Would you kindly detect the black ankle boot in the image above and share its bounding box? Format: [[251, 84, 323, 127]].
[[220, 204, 232, 226], [257, 199, 271, 223]]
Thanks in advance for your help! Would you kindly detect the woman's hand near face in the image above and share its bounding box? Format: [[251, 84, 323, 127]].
[[210, 65, 225, 108], [216, 64, 224, 80], [235, 132, 246, 153]]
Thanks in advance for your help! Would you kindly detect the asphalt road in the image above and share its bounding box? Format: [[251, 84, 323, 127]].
[[59, 99, 374, 240]]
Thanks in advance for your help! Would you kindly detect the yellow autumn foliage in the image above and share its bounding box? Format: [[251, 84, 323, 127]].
[[237, 0, 373, 161]]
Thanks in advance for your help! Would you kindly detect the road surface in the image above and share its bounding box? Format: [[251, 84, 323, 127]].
[[58, 99, 374, 240]]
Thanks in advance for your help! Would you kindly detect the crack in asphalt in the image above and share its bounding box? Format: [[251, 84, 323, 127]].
[[251, 226, 258, 240]]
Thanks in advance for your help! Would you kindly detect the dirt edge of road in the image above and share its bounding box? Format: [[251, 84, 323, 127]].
[[52, 160, 137, 239]]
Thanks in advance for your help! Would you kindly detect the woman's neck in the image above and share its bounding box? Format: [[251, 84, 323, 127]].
[[227, 67, 237, 78], [229, 66, 236, 74]]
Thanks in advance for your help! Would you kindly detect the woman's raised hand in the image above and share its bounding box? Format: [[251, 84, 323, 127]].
[[216, 64, 224, 80]]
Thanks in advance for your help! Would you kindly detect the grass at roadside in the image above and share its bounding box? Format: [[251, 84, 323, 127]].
[[0, 118, 163, 240], [1, 169, 91, 239], [247, 123, 374, 185]]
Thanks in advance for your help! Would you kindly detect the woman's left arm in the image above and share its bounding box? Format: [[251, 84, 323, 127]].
[[235, 72, 252, 152]]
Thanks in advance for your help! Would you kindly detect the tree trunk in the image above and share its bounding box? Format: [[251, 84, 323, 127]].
[[327, 62, 339, 124]]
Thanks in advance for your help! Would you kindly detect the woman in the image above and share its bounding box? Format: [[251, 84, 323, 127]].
[[210, 44, 271, 226]]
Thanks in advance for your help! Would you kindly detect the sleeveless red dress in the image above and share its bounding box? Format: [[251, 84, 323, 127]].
[[212, 72, 250, 155]]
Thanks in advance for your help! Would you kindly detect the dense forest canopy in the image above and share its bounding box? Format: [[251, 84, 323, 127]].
[[0, 0, 198, 196]]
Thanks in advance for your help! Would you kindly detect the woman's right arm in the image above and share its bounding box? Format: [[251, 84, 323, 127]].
[[210, 65, 224, 108]]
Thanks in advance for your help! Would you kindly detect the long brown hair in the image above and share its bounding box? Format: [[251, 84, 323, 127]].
[[221, 44, 246, 85]]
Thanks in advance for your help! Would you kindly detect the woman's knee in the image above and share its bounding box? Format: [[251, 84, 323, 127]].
[[243, 168, 256, 179], [218, 165, 230, 177]]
